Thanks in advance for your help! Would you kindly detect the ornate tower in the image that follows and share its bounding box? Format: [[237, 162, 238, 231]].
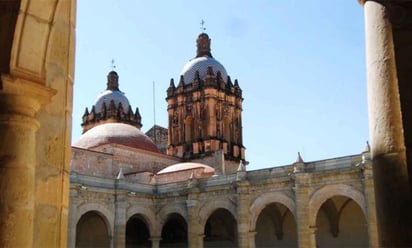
[[166, 33, 245, 162], [81, 71, 142, 133]]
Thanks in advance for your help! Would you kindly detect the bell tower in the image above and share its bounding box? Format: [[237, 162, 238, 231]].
[[166, 33, 245, 162]]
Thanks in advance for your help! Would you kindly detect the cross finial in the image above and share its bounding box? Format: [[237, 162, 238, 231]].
[[200, 19, 206, 32], [110, 59, 116, 70]]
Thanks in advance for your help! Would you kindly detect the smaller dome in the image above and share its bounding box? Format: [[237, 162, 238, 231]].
[[74, 123, 159, 153], [93, 70, 130, 114], [157, 162, 215, 174], [94, 90, 130, 113], [180, 56, 228, 84]]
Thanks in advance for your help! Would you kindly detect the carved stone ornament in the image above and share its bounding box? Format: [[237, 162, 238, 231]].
[[172, 111, 178, 126]]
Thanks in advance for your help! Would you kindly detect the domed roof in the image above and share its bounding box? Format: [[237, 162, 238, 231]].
[[157, 162, 215, 174], [94, 90, 130, 113], [181, 56, 228, 84], [93, 70, 130, 113], [180, 33, 228, 84], [74, 123, 159, 153]]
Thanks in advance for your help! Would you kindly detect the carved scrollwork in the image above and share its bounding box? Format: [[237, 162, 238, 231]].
[[172, 111, 178, 126]]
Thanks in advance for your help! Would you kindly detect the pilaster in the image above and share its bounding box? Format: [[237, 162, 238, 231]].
[[67, 188, 80, 248], [187, 187, 203, 248], [361, 157, 379, 248], [236, 180, 251, 248], [294, 173, 316, 248], [114, 185, 127, 248]]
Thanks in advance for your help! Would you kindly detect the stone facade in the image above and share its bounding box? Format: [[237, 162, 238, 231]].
[[1, 1, 412, 247], [69, 151, 377, 248], [0, 0, 75, 247]]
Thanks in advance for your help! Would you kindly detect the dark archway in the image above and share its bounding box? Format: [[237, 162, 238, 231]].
[[316, 195, 368, 247], [204, 208, 237, 248], [76, 211, 110, 248], [255, 203, 297, 247], [160, 213, 188, 247], [0, 0, 20, 75], [126, 214, 151, 248]]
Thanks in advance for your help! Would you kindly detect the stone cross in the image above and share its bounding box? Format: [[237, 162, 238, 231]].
[[200, 19, 206, 32], [110, 59, 116, 70]]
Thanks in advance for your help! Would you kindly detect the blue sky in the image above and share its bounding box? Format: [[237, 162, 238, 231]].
[[73, 0, 368, 170]]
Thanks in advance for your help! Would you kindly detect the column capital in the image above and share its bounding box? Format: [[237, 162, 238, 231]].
[[1, 74, 56, 116], [358, 0, 386, 6], [150, 236, 162, 248], [308, 225, 318, 234], [149, 236, 162, 241], [359, 0, 412, 30]]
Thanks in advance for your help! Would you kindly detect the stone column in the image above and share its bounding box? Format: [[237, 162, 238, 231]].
[[361, 0, 411, 245], [236, 181, 251, 248], [294, 173, 316, 248], [308, 226, 317, 247], [0, 76, 54, 247], [248, 231, 256, 248], [150, 236, 161, 248]]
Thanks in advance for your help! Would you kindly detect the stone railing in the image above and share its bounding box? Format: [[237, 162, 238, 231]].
[[70, 153, 365, 195]]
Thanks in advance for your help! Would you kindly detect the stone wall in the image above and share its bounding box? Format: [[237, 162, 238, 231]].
[[0, 0, 75, 247], [68, 152, 378, 248], [71, 145, 179, 180]]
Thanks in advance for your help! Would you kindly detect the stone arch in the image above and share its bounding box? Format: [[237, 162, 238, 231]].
[[160, 212, 188, 247], [75, 202, 114, 238], [249, 192, 296, 231], [156, 204, 188, 247], [308, 184, 366, 226], [199, 198, 237, 227], [202, 205, 238, 247], [157, 203, 188, 233], [126, 205, 156, 236], [75, 210, 112, 248], [10, 0, 74, 83]]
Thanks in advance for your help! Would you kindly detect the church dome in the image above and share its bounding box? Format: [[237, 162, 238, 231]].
[[157, 162, 215, 175], [74, 123, 159, 153], [81, 70, 143, 133], [94, 71, 130, 113], [181, 56, 228, 84], [94, 90, 130, 113], [180, 33, 228, 84]]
